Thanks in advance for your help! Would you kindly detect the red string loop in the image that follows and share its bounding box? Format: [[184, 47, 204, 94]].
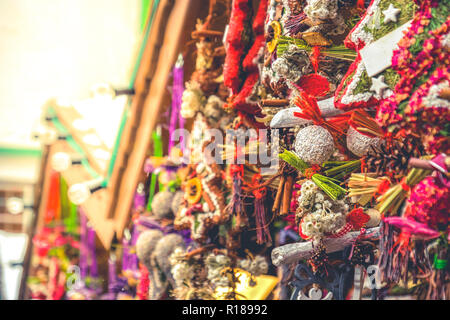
[[376, 179, 391, 195], [230, 164, 244, 177], [249, 173, 266, 199], [304, 165, 321, 179]]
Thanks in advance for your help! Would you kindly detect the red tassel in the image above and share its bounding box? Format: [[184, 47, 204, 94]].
[[251, 173, 272, 244], [294, 46, 330, 97], [227, 164, 246, 225]]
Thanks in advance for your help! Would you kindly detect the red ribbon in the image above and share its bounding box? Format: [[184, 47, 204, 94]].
[[137, 264, 149, 300], [293, 91, 349, 137], [298, 218, 310, 240], [311, 46, 321, 73], [45, 171, 61, 224], [390, 231, 411, 255], [376, 179, 391, 195], [360, 157, 367, 173], [230, 164, 244, 177]]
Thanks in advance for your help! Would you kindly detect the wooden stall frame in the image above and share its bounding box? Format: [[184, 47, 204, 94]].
[[106, 0, 204, 241]]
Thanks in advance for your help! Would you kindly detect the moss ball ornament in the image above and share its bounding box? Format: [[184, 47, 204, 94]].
[[346, 126, 382, 157], [294, 125, 335, 165], [136, 229, 164, 271], [151, 191, 175, 219]]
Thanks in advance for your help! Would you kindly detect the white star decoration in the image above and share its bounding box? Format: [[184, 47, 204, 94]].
[[382, 4, 401, 24], [370, 75, 389, 96]]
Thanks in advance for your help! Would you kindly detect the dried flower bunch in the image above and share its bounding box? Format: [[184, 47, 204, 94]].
[[128, 0, 449, 301]]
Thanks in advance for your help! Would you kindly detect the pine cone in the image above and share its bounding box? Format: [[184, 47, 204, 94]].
[[365, 140, 424, 178], [308, 240, 329, 274]]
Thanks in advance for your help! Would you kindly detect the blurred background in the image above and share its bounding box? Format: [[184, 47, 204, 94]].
[[0, 0, 145, 299]]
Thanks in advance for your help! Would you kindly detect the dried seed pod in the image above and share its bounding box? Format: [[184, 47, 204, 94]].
[[307, 240, 328, 274], [171, 191, 185, 216], [136, 229, 164, 271], [151, 191, 175, 219], [304, 0, 338, 21], [153, 233, 186, 287]]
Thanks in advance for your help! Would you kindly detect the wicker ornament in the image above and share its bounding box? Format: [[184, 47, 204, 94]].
[[365, 208, 381, 228], [294, 125, 335, 165], [136, 229, 164, 271], [151, 191, 175, 219], [346, 126, 382, 157]]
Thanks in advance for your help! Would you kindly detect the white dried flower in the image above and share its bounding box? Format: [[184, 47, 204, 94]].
[[301, 209, 346, 239], [215, 254, 230, 266], [238, 259, 250, 270], [208, 268, 221, 279], [180, 81, 204, 119], [203, 95, 225, 123], [315, 193, 325, 203], [304, 0, 338, 21], [214, 277, 231, 288]]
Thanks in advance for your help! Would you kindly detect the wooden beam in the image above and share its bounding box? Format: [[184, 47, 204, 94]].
[[62, 168, 115, 249], [109, 0, 202, 240], [105, 0, 175, 221], [53, 106, 111, 176]]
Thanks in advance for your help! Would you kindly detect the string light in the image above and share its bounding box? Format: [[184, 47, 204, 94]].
[[5, 197, 33, 215], [32, 125, 68, 145], [50, 152, 85, 172], [90, 83, 135, 99], [6, 197, 24, 215], [68, 177, 105, 205]]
